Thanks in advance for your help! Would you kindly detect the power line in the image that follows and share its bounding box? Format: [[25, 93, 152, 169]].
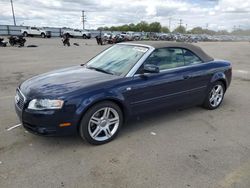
[[10, 0, 16, 25]]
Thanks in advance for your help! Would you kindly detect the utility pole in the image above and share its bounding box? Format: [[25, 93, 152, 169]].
[[168, 17, 172, 32], [179, 19, 183, 27], [82, 10, 85, 30], [233, 25, 236, 32], [10, 0, 16, 26]]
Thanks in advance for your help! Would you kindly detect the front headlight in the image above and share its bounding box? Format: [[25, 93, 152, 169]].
[[28, 99, 64, 110]]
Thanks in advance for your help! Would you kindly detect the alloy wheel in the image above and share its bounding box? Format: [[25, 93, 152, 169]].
[[209, 84, 224, 107], [88, 107, 120, 141]]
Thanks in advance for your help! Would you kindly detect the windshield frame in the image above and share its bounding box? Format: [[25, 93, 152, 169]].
[[85, 43, 154, 77]]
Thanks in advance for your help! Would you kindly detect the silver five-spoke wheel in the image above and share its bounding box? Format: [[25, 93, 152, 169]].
[[209, 85, 224, 107], [79, 101, 123, 145], [88, 107, 119, 141], [203, 81, 225, 110]]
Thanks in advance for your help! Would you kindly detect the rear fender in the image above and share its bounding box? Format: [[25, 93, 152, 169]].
[[210, 72, 228, 89]]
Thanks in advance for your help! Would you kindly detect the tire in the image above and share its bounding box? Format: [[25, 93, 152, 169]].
[[203, 81, 225, 110], [82, 35, 87, 39], [79, 101, 123, 145], [9, 41, 14, 46], [23, 32, 28, 37], [66, 33, 70, 38], [41, 33, 46, 38]]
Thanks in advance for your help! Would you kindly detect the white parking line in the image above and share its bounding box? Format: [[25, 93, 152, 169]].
[[6, 124, 21, 131], [235, 70, 249, 74], [0, 96, 13, 100]]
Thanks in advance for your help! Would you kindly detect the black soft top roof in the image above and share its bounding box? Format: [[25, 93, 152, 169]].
[[124, 41, 214, 62]]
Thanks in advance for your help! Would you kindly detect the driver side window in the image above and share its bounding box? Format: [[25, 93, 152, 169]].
[[138, 48, 185, 73]]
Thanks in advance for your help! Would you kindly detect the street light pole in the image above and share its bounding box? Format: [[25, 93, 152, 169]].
[[10, 0, 16, 26]]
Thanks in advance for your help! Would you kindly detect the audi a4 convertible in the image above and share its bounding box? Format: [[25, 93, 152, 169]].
[[15, 42, 232, 144]]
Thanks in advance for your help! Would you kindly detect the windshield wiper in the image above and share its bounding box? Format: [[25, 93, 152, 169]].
[[86, 66, 114, 75]]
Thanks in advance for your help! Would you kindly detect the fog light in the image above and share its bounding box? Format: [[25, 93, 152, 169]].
[[37, 128, 46, 134]]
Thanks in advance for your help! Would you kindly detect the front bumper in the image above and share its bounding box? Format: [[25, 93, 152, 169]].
[[15, 102, 78, 136]]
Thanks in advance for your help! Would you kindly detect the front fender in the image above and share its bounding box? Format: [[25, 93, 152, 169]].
[[75, 91, 130, 123]]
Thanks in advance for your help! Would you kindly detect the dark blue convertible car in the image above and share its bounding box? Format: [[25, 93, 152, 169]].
[[15, 42, 232, 144]]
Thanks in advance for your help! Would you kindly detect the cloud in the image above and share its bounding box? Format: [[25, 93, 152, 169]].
[[0, 0, 249, 31]]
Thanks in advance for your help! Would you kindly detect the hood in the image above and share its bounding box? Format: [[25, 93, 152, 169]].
[[20, 66, 117, 99]]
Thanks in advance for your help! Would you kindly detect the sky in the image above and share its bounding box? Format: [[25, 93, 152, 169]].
[[0, 0, 250, 31]]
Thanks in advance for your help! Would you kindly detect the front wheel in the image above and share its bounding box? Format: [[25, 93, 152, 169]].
[[82, 35, 87, 39], [79, 101, 123, 145], [23, 32, 28, 37], [203, 81, 225, 110]]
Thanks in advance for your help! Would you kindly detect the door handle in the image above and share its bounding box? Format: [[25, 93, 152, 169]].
[[183, 75, 191, 79]]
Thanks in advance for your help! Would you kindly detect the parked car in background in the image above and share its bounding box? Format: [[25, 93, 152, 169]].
[[15, 41, 232, 145], [62, 29, 91, 39], [120, 32, 135, 41], [21, 27, 51, 38], [103, 32, 113, 39]]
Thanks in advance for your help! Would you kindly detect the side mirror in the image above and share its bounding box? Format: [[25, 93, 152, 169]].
[[143, 64, 160, 74]]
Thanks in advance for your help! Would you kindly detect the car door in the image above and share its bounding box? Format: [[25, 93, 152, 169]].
[[179, 48, 212, 104], [32, 27, 40, 35], [125, 48, 210, 114], [74, 30, 81, 37]]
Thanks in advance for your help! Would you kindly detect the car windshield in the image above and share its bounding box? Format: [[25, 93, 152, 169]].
[[86, 44, 148, 76]]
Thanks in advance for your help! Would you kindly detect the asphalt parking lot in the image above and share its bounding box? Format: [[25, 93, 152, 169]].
[[0, 38, 250, 188]]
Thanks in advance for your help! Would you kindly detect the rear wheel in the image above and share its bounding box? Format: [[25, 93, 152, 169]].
[[203, 81, 225, 110], [41, 33, 46, 38], [82, 34, 87, 39], [79, 101, 123, 145]]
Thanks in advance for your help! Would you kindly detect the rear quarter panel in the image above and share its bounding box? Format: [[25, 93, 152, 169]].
[[209, 60, 232, 89]]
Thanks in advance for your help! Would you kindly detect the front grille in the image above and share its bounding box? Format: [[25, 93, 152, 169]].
[[15, 89, 26, 110]]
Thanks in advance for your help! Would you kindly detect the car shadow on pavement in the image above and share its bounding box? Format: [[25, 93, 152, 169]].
[[30, 102, 228, 147], [28, 107, 200, 147], [120, 106, 203, 137]]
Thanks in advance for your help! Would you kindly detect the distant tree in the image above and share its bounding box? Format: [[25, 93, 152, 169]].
[[128, 23, 136, 31], [189, 27, 203, 34], [161, 26, 170, 33], [136, 21, 149, 32], [204, 29, 216, 35], [188, 27, 216, 35], [231, 29, 250, 36], [97, 27, 104, 30], [103, 26, 109, 31], [174, 26, 186, 33], [216, 30, 229, 35], [119, 24, 129, 31], [110, 26, 116, 31], [149, 22, 162, 32]]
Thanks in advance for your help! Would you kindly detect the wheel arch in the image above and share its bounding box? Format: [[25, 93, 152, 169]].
[[76, 98, 129, 132], [210, 72, 228, 90]]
